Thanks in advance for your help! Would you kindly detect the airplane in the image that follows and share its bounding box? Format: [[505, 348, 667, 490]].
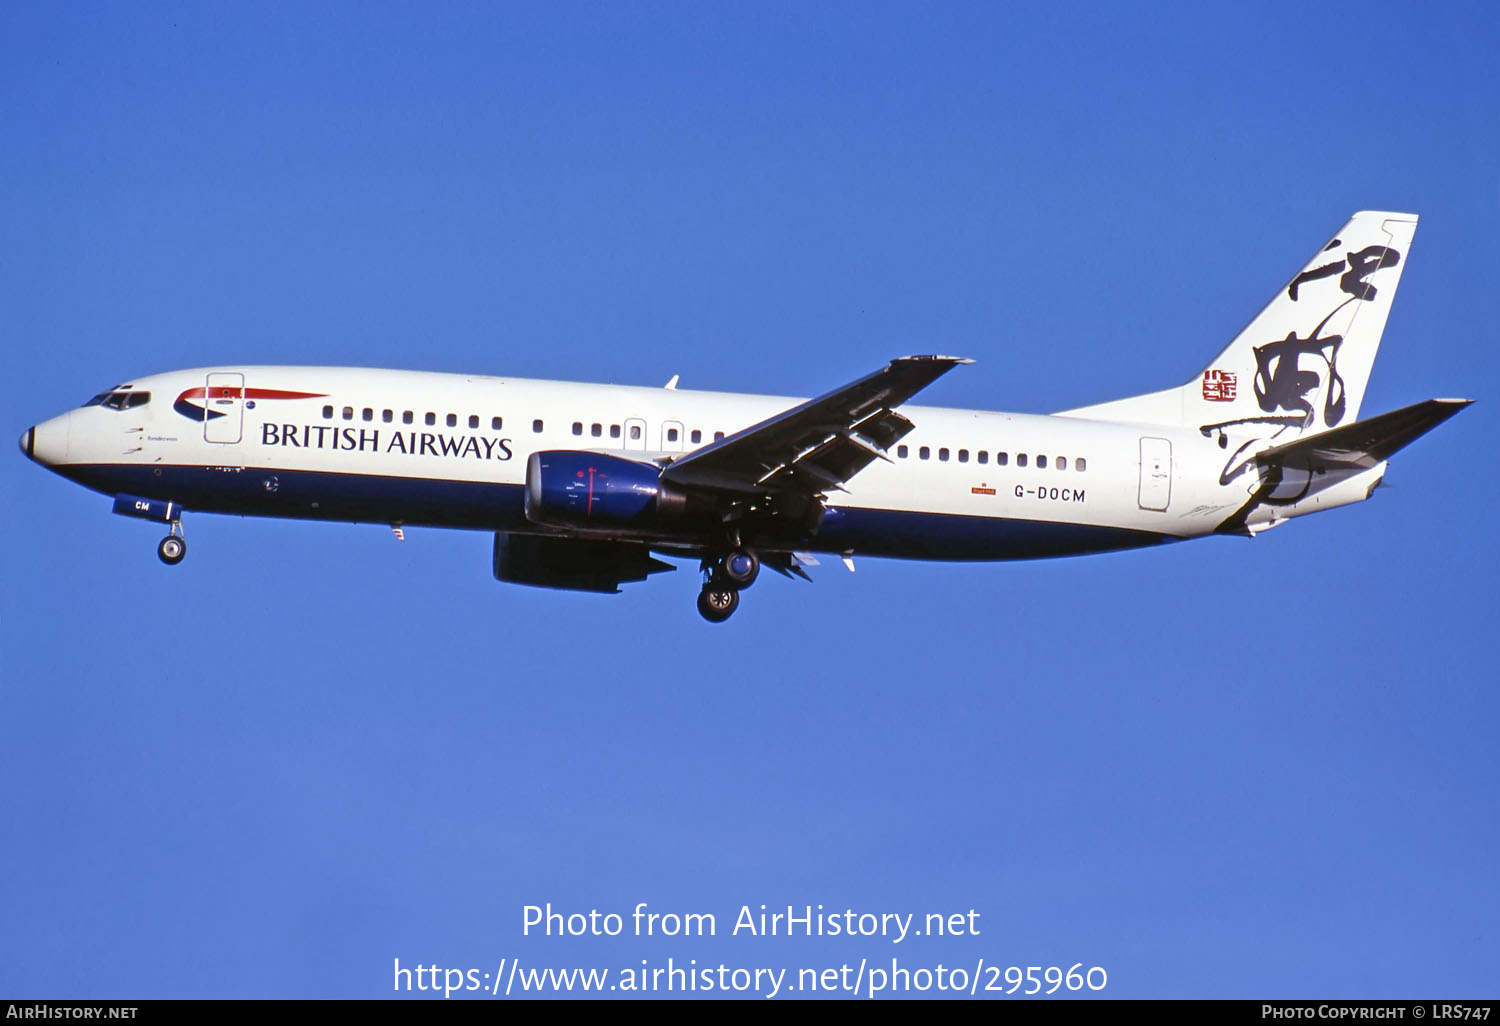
[[19, 211, 1470, 622]]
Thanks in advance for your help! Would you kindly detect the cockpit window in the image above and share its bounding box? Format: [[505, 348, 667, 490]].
[[84, 390, 151, 410]]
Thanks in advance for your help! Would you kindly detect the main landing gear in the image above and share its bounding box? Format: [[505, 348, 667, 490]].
[[157, 521, 187, 565], [697, 548, 759, 623]]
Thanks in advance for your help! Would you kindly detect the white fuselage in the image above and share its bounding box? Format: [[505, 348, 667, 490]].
[[25, 365, 1374, 561]]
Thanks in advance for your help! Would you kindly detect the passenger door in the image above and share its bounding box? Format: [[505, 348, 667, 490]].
[[204, 372, 244, 444], [1137, 436, 1172, 511]]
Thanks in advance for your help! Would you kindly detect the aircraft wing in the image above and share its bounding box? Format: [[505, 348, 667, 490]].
[[660, 355, 971, 497]]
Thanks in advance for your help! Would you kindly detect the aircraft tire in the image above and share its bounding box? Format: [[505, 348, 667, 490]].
[[721, 549, 759, 589], [697, 585, 739, 623], [158, 536, 187, 565]]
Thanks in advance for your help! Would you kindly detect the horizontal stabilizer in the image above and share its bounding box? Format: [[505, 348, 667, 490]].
[[1214, 397, 1470, 536], [1254, 398, 1472, 474]]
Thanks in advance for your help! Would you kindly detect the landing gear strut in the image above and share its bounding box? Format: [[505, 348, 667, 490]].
[[157, 521, 186, 565], [696, 548, 759, 623]]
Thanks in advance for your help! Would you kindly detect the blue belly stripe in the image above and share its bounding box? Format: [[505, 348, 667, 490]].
[[59, 463, 1172, 561]]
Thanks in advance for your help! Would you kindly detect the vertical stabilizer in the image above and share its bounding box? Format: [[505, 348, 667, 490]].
[[1058, 211, 1418, 438]]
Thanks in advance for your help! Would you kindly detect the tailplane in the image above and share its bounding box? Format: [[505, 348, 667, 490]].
[[1058, 211, 1419, 439], [1214, 398, 1471, 534]]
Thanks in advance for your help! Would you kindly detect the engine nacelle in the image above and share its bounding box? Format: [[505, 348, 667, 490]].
[[493, 532, 673, 593], [524, 450, 695, 529]]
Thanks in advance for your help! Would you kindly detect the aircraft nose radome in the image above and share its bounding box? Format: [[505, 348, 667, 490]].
[[25, 415, 70, 466]]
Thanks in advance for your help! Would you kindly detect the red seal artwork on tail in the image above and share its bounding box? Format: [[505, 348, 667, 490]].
[[1202, 370, 1237, 402]]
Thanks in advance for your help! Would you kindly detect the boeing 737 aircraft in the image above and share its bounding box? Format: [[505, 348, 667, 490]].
[[20, 212, 1470, 621]]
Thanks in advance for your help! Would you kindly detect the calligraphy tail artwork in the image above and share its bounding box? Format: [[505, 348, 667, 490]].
[[1061, 211, 1418, 438], [1058, 211, 1469, 535]]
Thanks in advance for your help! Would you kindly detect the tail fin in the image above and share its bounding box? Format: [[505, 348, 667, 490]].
[[1058, 211, 1419, 437]]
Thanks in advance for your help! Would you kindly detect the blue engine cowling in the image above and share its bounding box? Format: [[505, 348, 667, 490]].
[[524, 451, 691, 529]]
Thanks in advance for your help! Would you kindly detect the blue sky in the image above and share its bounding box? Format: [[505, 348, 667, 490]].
[[3, 1, 1496, 1000]]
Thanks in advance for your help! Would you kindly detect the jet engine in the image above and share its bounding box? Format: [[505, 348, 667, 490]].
[[524, 450, 698, 529]]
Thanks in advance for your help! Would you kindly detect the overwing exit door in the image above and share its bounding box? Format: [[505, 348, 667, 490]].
[[624, 417, 647, 452]]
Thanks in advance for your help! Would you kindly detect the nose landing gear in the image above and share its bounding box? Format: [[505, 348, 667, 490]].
[[157, 521, 187, 565], [696, 548, 759, 623]]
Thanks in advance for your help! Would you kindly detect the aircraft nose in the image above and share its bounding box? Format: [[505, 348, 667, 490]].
[[23, 415, 70, 466]]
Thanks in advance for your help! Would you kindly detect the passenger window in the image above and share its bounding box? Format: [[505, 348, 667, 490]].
[[382, 409, 393, 423], [629, 425, 641, 441], [491, 416, 502, 430], [425, 412, 436, 426], [667, 427, 679, 442], [897, 444, 908, 458], [322, 405, 334, 419], [572, 422, 583, 436], [978, 451, 988, 465], [363, 408, 374, 422], [958, 449, 969, 463], [591, 423, 602, 438], [610, 424, 621, 439], [403, 411, 414, 425], [1017, 453, 1028, 467], [714, 431, 725, 441], [1036, 455, 1047, 469], [469, 415, 479, 429], [996, 452, 1008, 466], [938, 448, 950, 461], [1076, 457, 1087, 472], [919, 446, 930, 460], [446, 413, 457, 427], [533, 419, 544, 433], [1057, 456, 1067, 470], [343, 407, 354, 420], [690, 430, 702, 444]]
